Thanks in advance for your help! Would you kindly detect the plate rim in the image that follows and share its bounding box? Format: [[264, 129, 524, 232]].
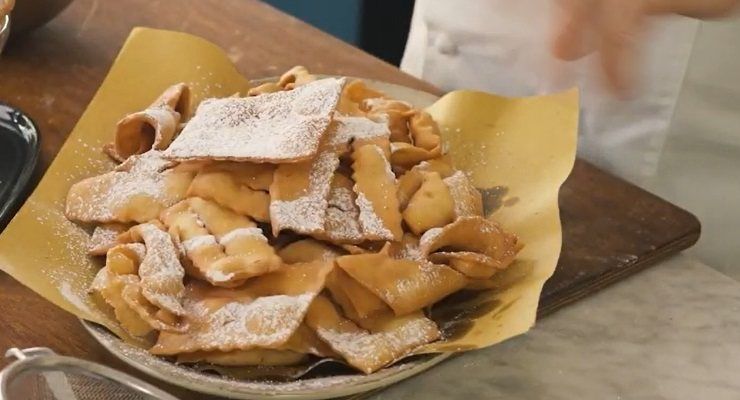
[[81, 320, 452, 400]]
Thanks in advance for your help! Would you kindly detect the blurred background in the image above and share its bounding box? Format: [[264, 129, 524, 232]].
[[269, 0, 740, 276], [263, 0, 414, 66]]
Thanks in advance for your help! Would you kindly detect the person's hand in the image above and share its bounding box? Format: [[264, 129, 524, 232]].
[[552, 0, 740, 97]]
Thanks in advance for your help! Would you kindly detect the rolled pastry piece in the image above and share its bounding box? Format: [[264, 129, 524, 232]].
[[90, 244, 186, 336], [389, 142, 441, 170], [125, 223, 187, 317], [408, 111, 441, 151], [428, 251, 501, 280], [90, 269, 155, 337], [337, 79, 386, 116], [151, 82, 191, 120], [278, 65, 316, 89], [396, 159, 456, 211], [108, 107, 181, 162], [105, 83, 190, 162]]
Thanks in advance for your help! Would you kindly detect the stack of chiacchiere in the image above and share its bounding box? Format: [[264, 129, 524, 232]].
[[65, 66, 521, 374]]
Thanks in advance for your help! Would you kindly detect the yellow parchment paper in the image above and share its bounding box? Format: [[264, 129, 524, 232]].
[[0, 28, 578, 355]]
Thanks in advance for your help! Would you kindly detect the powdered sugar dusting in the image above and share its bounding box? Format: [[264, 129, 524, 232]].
[[443, 171, 482, 217], [324, 187, 363, 243], [164, 78, 346, 162], [419, 227, 443, 253], [88, 224, 128, 255], [327, 116, 390, 149], [355, 191, 394, 240], [154, 292, 314, 354], [60, 281, 97, 315], [182, 235, 218, 253], [316, 315, 439, 373], [65, 151, 183, 223], [205, 269, 235, 283], [399, 241, 423, 262], [218, 227, 266, 246], [271, 151, 339, 235], [133, 223, 186, 316], [386, 262, 441, 304]]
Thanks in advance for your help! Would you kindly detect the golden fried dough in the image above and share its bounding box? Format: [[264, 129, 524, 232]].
[[187, 162, 273, 222], [88, 223, 130, 256], [402, 172, 456, 235], [164, 78, 345, 162], [337, 253, 467, 316], [151, 261, 332, 355], [351, 144, 403, 241], [304, 295, 440, 374], [420, 216, 520, 274], [65, 152, 194, 224], [161, 198, 281, 287]]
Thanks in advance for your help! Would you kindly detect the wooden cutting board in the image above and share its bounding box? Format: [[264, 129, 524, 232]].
[[540, 159, 700, 316], [0, 0, 700, 397]]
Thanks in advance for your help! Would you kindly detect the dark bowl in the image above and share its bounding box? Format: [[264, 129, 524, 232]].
[[10, 0, 73, 35]]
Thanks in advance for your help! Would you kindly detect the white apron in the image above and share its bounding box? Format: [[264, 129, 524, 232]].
[[401, 0, 699, 186]]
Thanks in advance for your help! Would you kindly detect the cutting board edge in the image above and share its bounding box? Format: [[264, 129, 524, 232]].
[[537, 228, 701, 318]]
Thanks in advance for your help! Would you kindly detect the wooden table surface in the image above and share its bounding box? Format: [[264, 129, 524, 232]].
[[0, 0, 700, 398]]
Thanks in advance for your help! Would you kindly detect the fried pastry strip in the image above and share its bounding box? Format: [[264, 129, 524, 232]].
[[443, 171, 484, 218], [337, 253, 466, 316], [402, 171, 456, 235], [187, 162, 273, 222], [321, 173, 364, 244], [304, 295, 440, 374], [151, 261, 333, 355], [419, 216, 520, 278], [164, 78, 345, 163], [104, 83, 190, 162], [125, 223, 187, 316], [88, 223, 130, 256], [351, 144, 403, 241], [277, 239, 342, 264], [161, 198, 281, 287], [176, 324, 335, 366], [65, 151, 194, 224]]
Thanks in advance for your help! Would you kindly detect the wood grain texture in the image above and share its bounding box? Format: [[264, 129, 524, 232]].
[[539, 160, 701, 317], [0, 0, 700, 397]]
